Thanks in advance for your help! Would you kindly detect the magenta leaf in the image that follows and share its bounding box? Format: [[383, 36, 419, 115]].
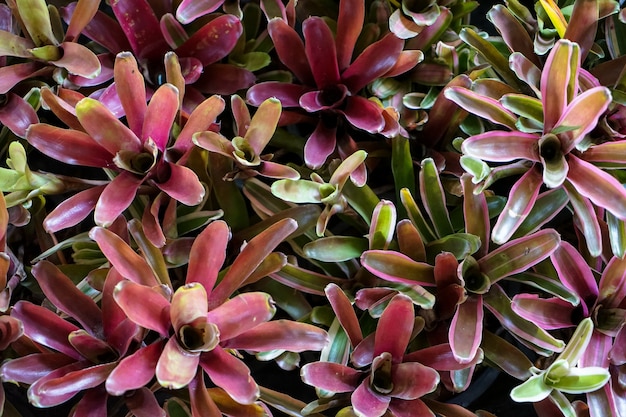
[[112, 280, 170, 336], [32, 261, 102, 337], [267, 18, 314, 85], [374, 294, 414, 363], [106, 341, 164, 395], [200, 347, 259, 404], [301, 362, 361, 392], [26, 124, 112, 167], [90, 226, 158, 287], [449, 296, 483, 363], [176, 15, 242, 66], [302, 17, 340, 89]]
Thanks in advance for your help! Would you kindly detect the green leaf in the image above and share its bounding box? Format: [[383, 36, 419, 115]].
[[128, 219, 171, 287], [460, 155, 491, 184], [391, 136, 415, 218], [271, 179, 323, 203], [232, 51, 271, 71], [510, 374, 552, 402], [444, 86, 517, 129], [369, 200, 396, 250], [208, 152, 249, 231], [555, 317, 593, 365], [607, 211, 626, 258], [318, 318, 350, 398], [385, 282, 436, 309], [479, 229, 560, 284], [419, 158, 454, 238], [459, 27, 521, 88], [400, 188, 437, 242], [547, 390, 577, 417], [549, 367, 611, 394], [270, 263, 344, 296], [511, 188, 568, 239], [176, 209, 224, 237], [303, 236, 369, 262], [500, 94, 544, 122], [164, 397, 192, 417], [361, 250, 436, 286], [482, 330, 533, 380], [507, 272, 579, 304], [425, 233, 481, 264]]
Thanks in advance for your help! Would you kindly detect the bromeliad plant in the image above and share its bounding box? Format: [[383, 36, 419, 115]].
[[0, 0, 626, 416]]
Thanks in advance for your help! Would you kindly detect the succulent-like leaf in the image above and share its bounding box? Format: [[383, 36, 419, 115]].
[[32, 261, 102, 337], [542, 40, 579, 132], [479, 229, 560, 284], [567, 155, 626, 220], [361, 250, 435, 286], [449, 296, 483, 363], [484, 285, 565, 354], [445, 87, 518, 129], [176, 0, 224, 24], [301, 362, 361, 393], [200, 347, 260, 405], [209, 218, 297, 306], [266, 18, 314, 85], [492, 167, 543, 244], [373, 294, 414, 363], [176, 15, 242, 66], [302, 17, 340, 89], [462, 131, 540, 162], [419, 158, 453, 238], [26, 123, 111, 167], [113, 280, 170, 336], [207, 292, 275, 341]]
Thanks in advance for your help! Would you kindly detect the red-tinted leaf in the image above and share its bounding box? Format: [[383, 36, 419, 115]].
[[110, 0, 168, 59], [176, 15, 242, 66], [26, 123, 112, 167], [342, 34, 404, 93], [0, 92, 38, 138], [302, 17, 340, 89], [106, 341, 164, 395], [200, 347, 259, 404], [374, 294, 414, 363], [112, 280, 170, 335], [12, 302, 82, 360], [32, 261, 102, 337], [301, 362, 361, 392], [267, 18, 314, 85]]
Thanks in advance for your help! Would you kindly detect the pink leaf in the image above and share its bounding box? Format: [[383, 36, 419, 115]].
[[106, 341, 164, 395], [0, 93, 38, 138], [200, 347, 259, 404], [374, 294, 414, 363], [26, 123, 112, 167], [302, 17, 340, 89], [176, 15, 242, 66], [112, 280, 170, 335], [221, 320, 328, 352], [267, 18, 314, 85], [93, 172, 143, 228], [32, 261, 102, 337], [207, 292, 275, 341], [143, 83, 179, 151], [113, 52, 146, 136], [44, 186, 105, 233], [449, 296, 483, 363], [335, 0, 365, 71], [301, 362, 361, 392], [325, 283, 363, 347]]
